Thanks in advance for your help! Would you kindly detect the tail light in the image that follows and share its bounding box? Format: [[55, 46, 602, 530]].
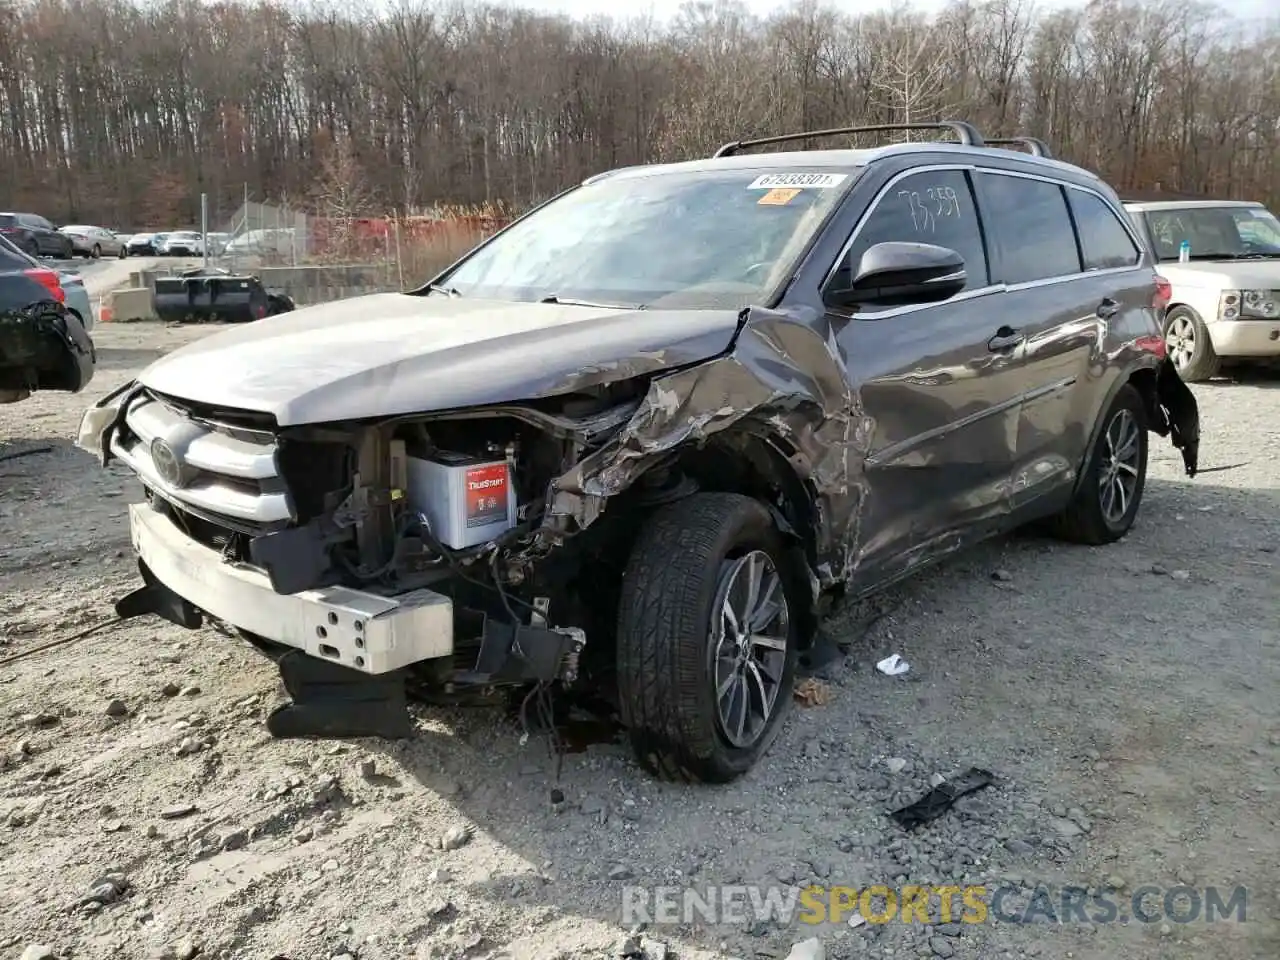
[[23, 267, 66, 303], [1152, 275, 1172, 312]]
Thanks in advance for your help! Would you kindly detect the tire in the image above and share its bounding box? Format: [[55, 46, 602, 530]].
[[1048, 384, 1148, 545], [1164, 306, 1219, 382], [118, 246, 127, 259], [616, 492, 799, 783], [91, 244, 101, 259], [20, 239, 37, 256]]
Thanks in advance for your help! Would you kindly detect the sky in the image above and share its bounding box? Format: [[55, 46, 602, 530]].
[[507, 0, 1275, 24]]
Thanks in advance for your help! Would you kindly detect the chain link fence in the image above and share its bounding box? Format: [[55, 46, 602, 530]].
[[208, 198, 510, 291]]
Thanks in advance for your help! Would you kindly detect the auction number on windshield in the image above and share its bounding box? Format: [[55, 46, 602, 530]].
[[899, 185, 962, 234]]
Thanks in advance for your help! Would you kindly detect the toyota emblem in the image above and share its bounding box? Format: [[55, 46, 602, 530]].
[[150, 438, 185, 487]]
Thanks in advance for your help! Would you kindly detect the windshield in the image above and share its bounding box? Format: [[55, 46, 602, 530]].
[[1143, 206, 1280, 261], [438, 168, 857, 310]]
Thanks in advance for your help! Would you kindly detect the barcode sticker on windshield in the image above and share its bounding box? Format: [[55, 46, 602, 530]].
[[747, 173, 848, 190]]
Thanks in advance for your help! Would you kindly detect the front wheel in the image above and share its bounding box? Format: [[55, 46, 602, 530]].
[[1047, 383, 1149, 545], [91, 244, 101, 258], [615, 492, 799, 783]]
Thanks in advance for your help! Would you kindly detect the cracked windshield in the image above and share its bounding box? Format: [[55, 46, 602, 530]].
[[440, 169, 855, 309]]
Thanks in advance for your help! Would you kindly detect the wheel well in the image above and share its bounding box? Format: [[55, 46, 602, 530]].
[[666, 430, 822, 648], [669, 430, 819, 567], [1127, 366, 1163, 431]]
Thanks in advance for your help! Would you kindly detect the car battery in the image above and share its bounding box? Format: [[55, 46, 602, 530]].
[[405, 450, 517, 550]]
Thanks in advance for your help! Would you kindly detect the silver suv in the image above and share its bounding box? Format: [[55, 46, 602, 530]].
[[78, 122, 1200, 782]]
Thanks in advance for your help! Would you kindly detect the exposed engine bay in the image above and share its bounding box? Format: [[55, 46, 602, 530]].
[[101, 375, 706, 738]]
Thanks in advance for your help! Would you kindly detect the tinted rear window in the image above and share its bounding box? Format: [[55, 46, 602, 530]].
[[0, 214, 16, 227], [1069, 191, 1141, 269], [977, 173, 1082, 283]]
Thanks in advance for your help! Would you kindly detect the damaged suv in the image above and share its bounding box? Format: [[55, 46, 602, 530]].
[[77, 122, 1200, 783]]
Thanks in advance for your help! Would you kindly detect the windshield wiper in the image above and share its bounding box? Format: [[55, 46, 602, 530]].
[[425, 283, 461, 297], [538, 294, 642, 310]]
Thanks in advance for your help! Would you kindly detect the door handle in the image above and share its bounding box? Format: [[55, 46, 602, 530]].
[[1097, 297, 1120, 319], [987, 326, 1025, 352]]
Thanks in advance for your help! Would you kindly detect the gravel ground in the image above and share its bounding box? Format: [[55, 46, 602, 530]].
[[2, 323, 1278, 960]]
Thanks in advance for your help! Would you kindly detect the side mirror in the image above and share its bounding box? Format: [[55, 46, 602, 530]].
[[825, 241, 967, 312]]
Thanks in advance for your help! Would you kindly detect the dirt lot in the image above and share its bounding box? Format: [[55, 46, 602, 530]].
[[2, 323, 1278, 960]]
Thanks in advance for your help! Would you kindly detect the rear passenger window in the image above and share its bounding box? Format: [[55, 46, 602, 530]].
[[836, 169, 989, 307], [977, 173, 1081, 283], [1069, 190, 1141, 270]]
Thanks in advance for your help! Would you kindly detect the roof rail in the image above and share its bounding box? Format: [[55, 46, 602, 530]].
[[986, 137, 1053, 159], [711, 121, 985, 158]]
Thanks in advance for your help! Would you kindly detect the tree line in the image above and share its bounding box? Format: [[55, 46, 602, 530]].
[[0, 0, 1277, 227]]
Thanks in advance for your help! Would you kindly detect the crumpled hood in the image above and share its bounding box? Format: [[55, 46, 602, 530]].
[[1161, 260, 1280, 289], [137, 292, 743, 425]]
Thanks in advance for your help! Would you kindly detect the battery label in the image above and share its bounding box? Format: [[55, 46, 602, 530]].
[[465, 464, 508, 528]]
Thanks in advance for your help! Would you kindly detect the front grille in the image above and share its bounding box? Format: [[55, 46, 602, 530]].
[[111, 390, 293, 526], [150, 494, 256, 563]]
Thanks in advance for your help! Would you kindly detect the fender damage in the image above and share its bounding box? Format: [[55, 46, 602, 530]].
[[0, 301, 95, 402], [543, 304, 868, 591]]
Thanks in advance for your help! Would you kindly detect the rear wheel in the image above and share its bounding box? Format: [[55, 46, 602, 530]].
[[615, 492, 799, 783], [1165, 306, 1219, 382], [91, 244, 101, 259], [1048, 384, 1148, 545]]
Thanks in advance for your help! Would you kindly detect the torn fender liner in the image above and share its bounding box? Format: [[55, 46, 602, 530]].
[[890, 767, 995, 830], [266, 650, 415, 740], [1153, 357, 1200, 477]]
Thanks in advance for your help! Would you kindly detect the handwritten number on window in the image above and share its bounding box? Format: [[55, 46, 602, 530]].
[[898, 185, 961, 233]]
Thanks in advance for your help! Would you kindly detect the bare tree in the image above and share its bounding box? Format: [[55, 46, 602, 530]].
[[0, 0, 1277, 224]]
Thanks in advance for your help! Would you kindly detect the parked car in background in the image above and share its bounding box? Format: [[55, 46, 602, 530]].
[[126, 232, 165, 257], [0, 232, 94, 404], [158, 231, 203, 257], [60, 224, 126, 259], [1123, 198, 1280, 380], [0, 212, 74, 258], [206, 232, 231, 256], [222, 228, 299, 258], [0, 234, 94, 331]]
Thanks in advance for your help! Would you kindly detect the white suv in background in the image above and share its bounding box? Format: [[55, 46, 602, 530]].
[[1124, 199, 1280, 381]]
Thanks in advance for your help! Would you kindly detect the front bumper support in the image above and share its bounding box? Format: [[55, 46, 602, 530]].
[[125, 502, 454, 674]]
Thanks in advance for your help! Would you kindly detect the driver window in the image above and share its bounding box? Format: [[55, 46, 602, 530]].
[[833, 169, 989, 310]]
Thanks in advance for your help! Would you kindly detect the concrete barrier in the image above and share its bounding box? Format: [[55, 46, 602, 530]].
[[253, 264, 395, 306], [105, 287, 157, 322]]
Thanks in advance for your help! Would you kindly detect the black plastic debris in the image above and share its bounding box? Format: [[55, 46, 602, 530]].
[[890, 767, 995, 830], [152, 266, 295, 324]]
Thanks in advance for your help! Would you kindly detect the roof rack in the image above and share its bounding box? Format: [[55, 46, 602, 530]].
[[985, 137, 1053, 159], [711, 121, 986, 158]]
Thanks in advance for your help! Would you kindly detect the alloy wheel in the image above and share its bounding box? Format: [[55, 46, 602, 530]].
[[1098, 408, 1141, 524], [1165, 314, 1195, 372], [710, 549, 789, 748]]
